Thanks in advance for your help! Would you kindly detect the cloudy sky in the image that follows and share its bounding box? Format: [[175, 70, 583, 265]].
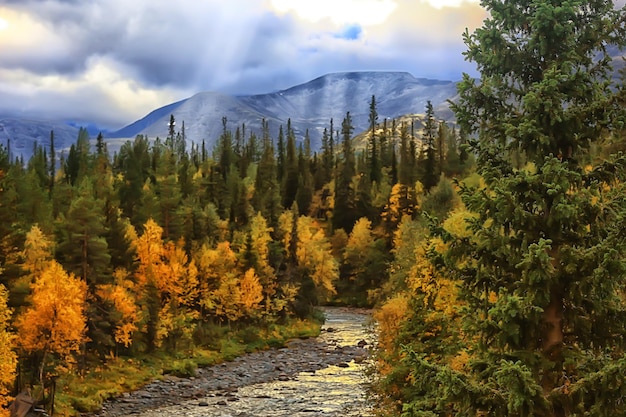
[[0, 0, 487, 130]]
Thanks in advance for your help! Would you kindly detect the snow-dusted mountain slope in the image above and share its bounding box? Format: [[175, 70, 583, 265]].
[[0, 117, 80, 162], [0, 72, 460, 160], [109, 71, 459, 151]]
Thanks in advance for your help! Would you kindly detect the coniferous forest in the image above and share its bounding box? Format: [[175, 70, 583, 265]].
[[2, 1, 626, 416], [0, 96, 471, 415]]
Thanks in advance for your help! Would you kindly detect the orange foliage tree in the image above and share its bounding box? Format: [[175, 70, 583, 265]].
[[133, 219, 200, 349], [238, 268, 264, 318], [96, 269, 139, 349], [16, 260, 88, 384], [295, 215, 339, 301], [156, 240, 199, 349], [0, 283, 17, 417]]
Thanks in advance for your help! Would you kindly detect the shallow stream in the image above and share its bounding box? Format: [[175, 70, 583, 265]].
[[102, 307, 375, 417]]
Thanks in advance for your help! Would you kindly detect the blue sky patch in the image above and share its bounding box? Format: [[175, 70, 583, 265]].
[[336, 24, 362, 40]]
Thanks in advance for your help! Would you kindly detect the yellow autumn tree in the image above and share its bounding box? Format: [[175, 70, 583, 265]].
[[194, 241, 244, 323], [296, 216, 339, 301], [132, 219, 166, 350], [0, 284, 17, 417], [133, 218, 164, 287], [133, 220, 201, 349], [381, 183, 416, 231], [96, 269, 139, 349], [156, 240, 199, 349], [373, 292, 410, 362], [194, 241, 237, 314], [277, 210, 293, 253], [211, 272, 242, 323], [22, 225, 55, 275], [248, 212, 276, 310], [16, 260, 88, 384], [239, 268, 264, 318]]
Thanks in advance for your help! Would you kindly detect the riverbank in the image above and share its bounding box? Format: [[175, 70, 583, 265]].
[[87, 307, 373, 417]]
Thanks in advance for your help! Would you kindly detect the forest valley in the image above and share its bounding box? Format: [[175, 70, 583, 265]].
[[0, 93, 471, 416], [2, 1, 626, 416]]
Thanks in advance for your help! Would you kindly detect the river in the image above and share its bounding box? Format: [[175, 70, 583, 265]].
[[98, 307, 375, 417]]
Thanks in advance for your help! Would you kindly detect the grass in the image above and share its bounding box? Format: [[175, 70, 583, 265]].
[[53, 318, 321, 416]]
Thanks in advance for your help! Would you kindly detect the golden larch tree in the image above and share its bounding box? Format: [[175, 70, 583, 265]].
[[96, 268, 139, 348], [0, 284, 17, 417], [16, 260, 88, 383], [239, 268, 264, 318]]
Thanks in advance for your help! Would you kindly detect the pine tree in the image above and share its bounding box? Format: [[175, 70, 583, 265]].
[[398, 122, 413, 187], [420, 101, 439, 191], [276, 125, 286, 183], [56, 178, 113, 353], [155, 149, 182, 240], [116, 135, 151, 224], [332, 112, 358, 232], [167, 114, 176, 150], [253, 122, 282, 227], [369, 95, 381, 184], [295, 142, 314, 215], [283, 120, 299, 209], [400, 1, 626, 415], [49, 130, 55, 195], [57, 178, 111, 286]]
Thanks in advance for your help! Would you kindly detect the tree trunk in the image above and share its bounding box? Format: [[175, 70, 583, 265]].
[[542, 290, 563, 355], [542, 288, 565, 417]]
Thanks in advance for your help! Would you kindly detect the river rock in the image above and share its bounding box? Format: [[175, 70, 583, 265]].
[[88, 307, 374, 417]]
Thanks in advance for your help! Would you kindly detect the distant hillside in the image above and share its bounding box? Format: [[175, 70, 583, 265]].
[[108, 71, 459, 152], [0, 117, 80, 162]]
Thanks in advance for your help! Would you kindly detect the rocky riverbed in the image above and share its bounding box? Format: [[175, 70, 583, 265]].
[[93, 307, 375, 417]]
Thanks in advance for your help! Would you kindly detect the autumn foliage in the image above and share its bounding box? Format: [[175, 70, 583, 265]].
[[0, 284, 16, 417], [16, 260, 88, 376], [0, 74, 471, 414]]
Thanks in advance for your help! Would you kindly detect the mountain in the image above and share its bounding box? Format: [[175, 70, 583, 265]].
[[108, 71, 459, 152], [0, 117, 81, 162], [0, 72, 461, 161]]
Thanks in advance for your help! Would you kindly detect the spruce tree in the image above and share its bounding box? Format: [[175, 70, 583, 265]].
[[277, 125, 286, 183], [49, 130, 55, 194], [420, 101, 439, 191], [369, 95, 381, 184], [283, 120, 299, 209], [332, 112, 358, 232], [403, 1, 626, 415], [253, 123, 282, 227]]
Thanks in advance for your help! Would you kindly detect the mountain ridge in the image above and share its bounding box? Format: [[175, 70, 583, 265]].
[[1, 71, 460, 160], [108, 71, 459, 152]]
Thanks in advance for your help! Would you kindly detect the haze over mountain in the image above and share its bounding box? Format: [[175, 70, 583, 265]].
[[0, 71, 459, 161]]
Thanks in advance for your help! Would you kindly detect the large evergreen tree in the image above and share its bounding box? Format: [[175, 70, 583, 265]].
[[253, 121, 282, 227], [369, 95, 381, 184], [332, 112, 358, 232], [420, 101, 439, 191], [402, 1, 626, 416]]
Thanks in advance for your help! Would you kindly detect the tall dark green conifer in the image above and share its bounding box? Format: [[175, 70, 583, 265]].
[[295, 132, 313, 215], [283, 120, 299, 209], [276, 125, 285, 183], [401, 1, 626, 415], [332, 112, 358, 232], [49, 130, 55, 194], [420, 101, 439, 191], [116, 135, 151, 226], [253, 121, 281, 227], [368, 95, 381, 184]]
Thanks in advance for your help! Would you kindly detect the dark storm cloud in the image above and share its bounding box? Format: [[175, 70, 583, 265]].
[[0, 0, 488, 126]]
